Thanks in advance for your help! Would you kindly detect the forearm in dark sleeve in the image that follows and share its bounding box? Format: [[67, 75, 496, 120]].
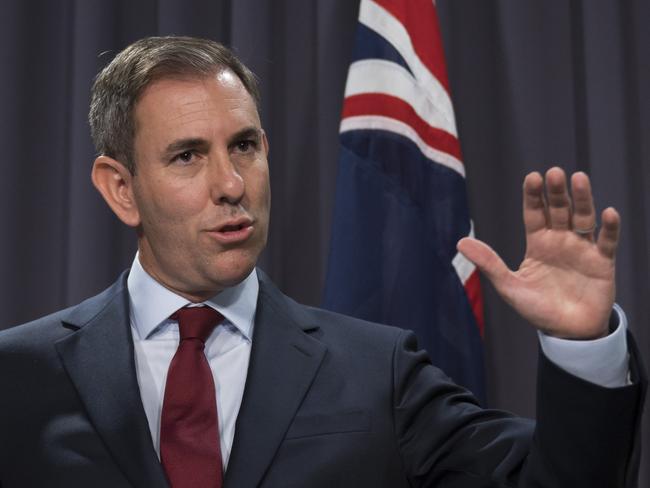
[[392, 329, 646, 487]]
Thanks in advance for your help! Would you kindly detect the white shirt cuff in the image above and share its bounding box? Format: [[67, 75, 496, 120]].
[[538, 303, 630, 388]]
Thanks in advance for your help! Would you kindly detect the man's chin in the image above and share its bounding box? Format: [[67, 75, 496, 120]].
[[158, 248, 263, 301], [203, 256, 258, 290], [210, 269, 254, 290]]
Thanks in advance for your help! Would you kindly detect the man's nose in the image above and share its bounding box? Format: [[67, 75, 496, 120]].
[[207, 150, 245, 205]]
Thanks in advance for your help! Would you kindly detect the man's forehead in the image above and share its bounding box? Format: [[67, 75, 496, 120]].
[[138, 71, 251, 106], [133, 73, 260, 136], [214, 69, 244, 91]]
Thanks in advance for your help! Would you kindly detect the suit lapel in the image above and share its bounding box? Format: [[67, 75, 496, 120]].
[[55, 273, 169, 488], [224, 275, 327, 487]]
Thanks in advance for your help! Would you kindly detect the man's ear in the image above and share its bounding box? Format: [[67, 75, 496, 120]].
[[91, 156, 141, 227]]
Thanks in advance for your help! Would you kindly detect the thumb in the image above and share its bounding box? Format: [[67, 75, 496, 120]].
[[457, 237, 511, 291]]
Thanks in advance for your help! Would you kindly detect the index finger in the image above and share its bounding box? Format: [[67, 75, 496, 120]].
[[523, 171, 548, 234]]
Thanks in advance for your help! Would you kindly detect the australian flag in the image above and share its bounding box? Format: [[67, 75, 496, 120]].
[[323, 0, 486, 402]]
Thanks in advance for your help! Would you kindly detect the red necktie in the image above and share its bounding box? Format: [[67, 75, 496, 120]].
[[160, 306, 224, 488]]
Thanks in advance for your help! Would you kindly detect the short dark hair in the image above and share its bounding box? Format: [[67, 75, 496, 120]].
[[88, 36, 260, 174]]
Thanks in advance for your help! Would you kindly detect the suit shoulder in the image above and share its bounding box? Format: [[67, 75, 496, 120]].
[[0, 307, 77, 350], [0, 271, 129, 352], [257, 269, 406, 345], [303, 304, 404, 339]]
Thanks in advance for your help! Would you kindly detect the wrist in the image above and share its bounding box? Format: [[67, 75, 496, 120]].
[[543, 308, 618, 341]]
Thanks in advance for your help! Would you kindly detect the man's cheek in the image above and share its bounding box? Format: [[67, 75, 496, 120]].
[[153, 199, 195, 224]]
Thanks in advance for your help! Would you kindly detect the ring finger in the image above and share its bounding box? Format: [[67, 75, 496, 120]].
[[570, 172, 596, 240]]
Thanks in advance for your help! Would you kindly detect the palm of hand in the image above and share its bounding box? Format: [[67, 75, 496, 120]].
[[507, 228, 615, 338], [458, 168, 619, 339]]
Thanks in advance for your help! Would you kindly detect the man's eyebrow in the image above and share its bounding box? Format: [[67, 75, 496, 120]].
[[163, 138, 209, 158], [227, 127, 262, 145]]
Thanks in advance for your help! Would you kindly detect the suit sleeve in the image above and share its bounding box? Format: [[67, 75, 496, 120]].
[[391, 330, 646, 488]]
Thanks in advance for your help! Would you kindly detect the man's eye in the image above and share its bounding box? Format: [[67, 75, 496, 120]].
[[234, 140, 256, 153], [172, 151, 194, 164]]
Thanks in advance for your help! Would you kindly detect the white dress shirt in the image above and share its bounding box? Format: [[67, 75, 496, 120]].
[[126, 254, 630, 471], [538, 303, 629, 387], [128, 254, 258, 468]]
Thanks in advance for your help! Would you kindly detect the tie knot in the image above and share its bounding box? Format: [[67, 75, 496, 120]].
[[170, 306, 223, 343]]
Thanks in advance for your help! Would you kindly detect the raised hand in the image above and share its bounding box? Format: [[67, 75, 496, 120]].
[[458, 167, 619, 339]]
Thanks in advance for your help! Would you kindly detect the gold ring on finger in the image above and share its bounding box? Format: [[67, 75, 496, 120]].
[[574, 224, 596, 235]]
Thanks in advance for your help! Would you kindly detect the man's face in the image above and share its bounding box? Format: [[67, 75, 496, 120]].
[[130, 71, 270, 300]]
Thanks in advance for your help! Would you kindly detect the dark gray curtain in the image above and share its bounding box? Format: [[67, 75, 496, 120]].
[[1, 0, 648, 483]]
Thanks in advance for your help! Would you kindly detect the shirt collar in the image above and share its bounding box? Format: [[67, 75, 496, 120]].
[[127, 253, 258, 341]]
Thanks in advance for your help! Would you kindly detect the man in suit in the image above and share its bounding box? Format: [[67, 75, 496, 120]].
[[0, 36, 645, 487]]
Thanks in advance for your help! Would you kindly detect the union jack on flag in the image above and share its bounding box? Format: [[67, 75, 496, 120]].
[[323, 0, 486, 400]]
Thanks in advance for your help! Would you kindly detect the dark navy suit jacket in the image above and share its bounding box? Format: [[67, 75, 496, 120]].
[[0, 270, 645, 487]]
